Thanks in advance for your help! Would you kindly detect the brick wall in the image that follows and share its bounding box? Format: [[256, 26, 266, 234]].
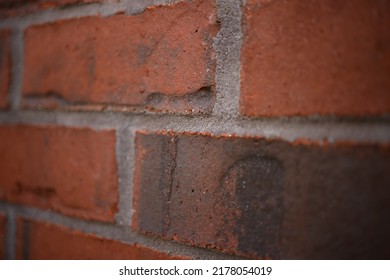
[[0, 0, 389, 259]]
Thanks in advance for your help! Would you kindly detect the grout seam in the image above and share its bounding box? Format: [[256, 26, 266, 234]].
[[212, 0, 243, 117], [0, 111, 389, 143], [9, 29, 24, 111], [0, 202, 244, 260], [5, 208, 16, 260], [0, 0, 184, 29], [115, 126, 135, 226]]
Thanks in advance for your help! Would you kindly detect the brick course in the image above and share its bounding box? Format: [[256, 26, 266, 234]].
[[16, 219, 186, 259]]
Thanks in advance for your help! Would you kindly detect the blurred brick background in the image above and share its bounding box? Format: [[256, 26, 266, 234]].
[[0, 0, 389, 259]]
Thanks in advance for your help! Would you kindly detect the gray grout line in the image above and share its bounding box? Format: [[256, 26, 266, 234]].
[[5, 208, 16, 260], [45, 111, 125, 130], [0, 209, 6, 259], [212, 0, 243, 117], [115, 126, 135, 226], [0, 202, 244, 259], [1, 111, 390, 143], [0, 0, 184, 29], [0, 111, 124, 130], [130, 115, 390, 143], [9, 29, 24, 111]]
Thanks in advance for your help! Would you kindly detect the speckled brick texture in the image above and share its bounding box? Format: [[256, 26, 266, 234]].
[[22, 0, 218, 114], [15, 218, 187, 259], [0, 0, 389, 261], [0, 125, 118, 222], [132, 132, 390, 259], [240, 0, 390, 116]]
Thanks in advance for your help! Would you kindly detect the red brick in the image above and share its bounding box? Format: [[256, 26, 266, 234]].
[[22, 0, 218, 114], [0, 125, 118, 222], [0, 30, 11, 110], [0, 214, 6, 259], [0, 0, 99, 17], [132, 131, 390, 259], [15, 218, 187, 259], [240, 0, 390, 117]]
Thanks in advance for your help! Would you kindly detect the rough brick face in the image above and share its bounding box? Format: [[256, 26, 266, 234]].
[[22, 0, 218, 114], [240, 0, 390, 117], [16, 219, 186, 260], [0, 214, 6, 259], [0, 0, 388, 262], [0, 30, 10, 109], [132, 132, 390, 259], [0, 125, 118, 222]]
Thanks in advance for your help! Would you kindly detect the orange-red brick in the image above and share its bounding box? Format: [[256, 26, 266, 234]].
[[16, 219, 186, 260], [22, 0, 218, 114], [240, 0, 390, 117], [0, 125, 118, 222], [0, 30, 10, 109], [0, 214, 6, 259]]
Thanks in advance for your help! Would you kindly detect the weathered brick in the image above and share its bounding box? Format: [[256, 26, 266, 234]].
[[0, 214, 6, 259], [16, 218, 187, 259], [0, 125, 118, 222], [0, 0, 99, 17], [240, 0, 390, 117], [22, 0, 218, 114], [132, 131, 390, 259], [0, 30, 11, 110]]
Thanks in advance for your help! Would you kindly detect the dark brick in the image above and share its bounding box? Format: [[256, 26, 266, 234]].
[[22, 0, 218, 114], [132, 131, 390, 259], [15, 218, 187, 259], [241, 0, 390, 116], [0, 125, 118, 222]]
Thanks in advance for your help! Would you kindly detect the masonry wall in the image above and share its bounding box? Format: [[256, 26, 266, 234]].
[[0, 0, 389, 260]]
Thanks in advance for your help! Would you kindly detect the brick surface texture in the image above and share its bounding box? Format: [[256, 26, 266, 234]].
[[241, 0, 390, 116], [0, 30, 10, 109], [0, 125, 118, 222], [0, 214, 6, 259], [22, 0, 218, 114], [133, 131, 390, 259], [16, 219, 186, 260], [0, 0, 389, 261]]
